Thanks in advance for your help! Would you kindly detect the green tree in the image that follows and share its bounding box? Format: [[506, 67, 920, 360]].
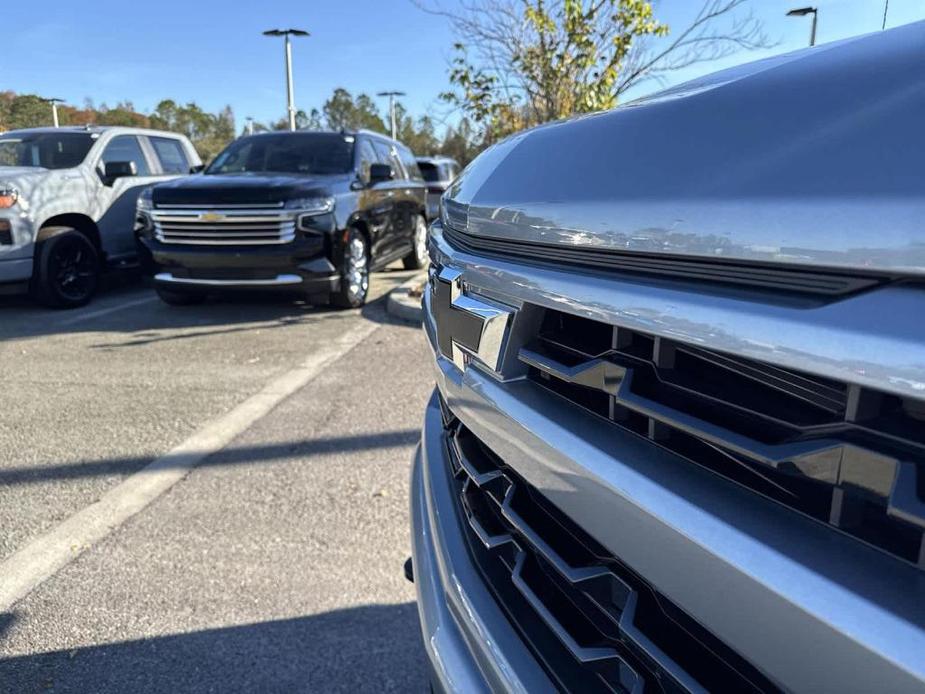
[[6, 94, 54, 130], [97, 101, 150, 127], [439, 118, 479, 167], [151, 100, 235, 162], [321, 88, 387, 133], [426, 0, 769, 142], [0, 92, 15, 131]]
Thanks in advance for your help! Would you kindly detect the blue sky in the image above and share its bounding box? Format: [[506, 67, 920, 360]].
[[5, 0, 923, 130]]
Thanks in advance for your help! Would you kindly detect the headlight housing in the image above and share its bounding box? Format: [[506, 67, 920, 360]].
[[0, 187, 19, 209], [136, 186, 154, 212], [286, 196, 335, 216], [287, 197, 335, 233]]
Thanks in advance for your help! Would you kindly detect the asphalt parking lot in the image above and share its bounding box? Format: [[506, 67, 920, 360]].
[[0, 268, 431, 693]]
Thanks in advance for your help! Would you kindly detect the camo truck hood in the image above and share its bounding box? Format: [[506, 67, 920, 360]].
[[443, 21, 925, 275]]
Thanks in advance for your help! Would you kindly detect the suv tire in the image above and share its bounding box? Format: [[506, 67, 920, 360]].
[[155, 285, 207, 306], [31, 228, 100, 309], [402, 215, 428, 270], [331, 228, 370, 309]]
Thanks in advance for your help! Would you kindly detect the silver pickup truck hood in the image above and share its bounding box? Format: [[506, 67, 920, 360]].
[[445, 21, 925, 275]]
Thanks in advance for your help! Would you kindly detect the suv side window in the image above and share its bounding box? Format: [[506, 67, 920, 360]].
[[397, 145, 423, 182], [372, 140, 405, 180], [100, 135, 150, 176], [357, 139, 377, 182], [150, 136, 190, 174]]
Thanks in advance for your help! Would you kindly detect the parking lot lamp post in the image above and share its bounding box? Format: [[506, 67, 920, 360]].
[[263, 29, 309, 131], [377, 91, 406, 140], [787, 7, 818, 46], [46, 98, 64, 128]]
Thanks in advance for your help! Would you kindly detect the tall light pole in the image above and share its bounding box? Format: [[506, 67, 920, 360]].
[[263, 28, 309, 131], [787, 7, 818, 47], [377, 91, 406, 140], [45, 97, 64, 127], [245, 116, 255, 136]]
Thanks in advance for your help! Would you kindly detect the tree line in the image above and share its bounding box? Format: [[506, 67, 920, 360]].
[[0, 92, 237, 162], [0, 90, 481, 166]]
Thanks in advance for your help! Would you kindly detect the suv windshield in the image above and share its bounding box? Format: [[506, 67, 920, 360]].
[[206, 133, 355, 176], [0, 132, 96, 169]]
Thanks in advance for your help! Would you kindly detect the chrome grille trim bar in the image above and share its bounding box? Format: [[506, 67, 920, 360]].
[[154, 273, 303, 286], [150, 206, 297, 246]]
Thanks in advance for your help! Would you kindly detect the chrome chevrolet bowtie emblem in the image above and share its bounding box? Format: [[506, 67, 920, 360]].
[[430, 266, 512, 372]]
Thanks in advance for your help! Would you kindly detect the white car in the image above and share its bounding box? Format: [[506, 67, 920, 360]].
[[0, 126, 201, 307]]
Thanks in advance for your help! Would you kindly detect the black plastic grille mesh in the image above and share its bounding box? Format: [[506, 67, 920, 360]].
[[441, 410, 777, 694], [522, 309, 925, 569]]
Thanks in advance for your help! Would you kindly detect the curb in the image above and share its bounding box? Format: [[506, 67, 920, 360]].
[[387, 270, 428, 323]]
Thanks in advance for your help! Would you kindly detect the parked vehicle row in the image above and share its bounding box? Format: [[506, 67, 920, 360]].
[[0, 125, 450, 309]]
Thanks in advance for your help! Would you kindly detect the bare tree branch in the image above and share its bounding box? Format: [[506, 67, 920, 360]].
[[417, 0, 774, 141]]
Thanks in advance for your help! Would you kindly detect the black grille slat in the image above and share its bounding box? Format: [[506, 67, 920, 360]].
[[676, 344, 847, 414], [446, 420, 774, 693], [523, 308, 925, 568]]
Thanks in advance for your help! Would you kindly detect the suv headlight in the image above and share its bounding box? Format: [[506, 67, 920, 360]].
[[0, 187, 19, 209], [136, 186, 154, 212], [286, 196, 335, 216]]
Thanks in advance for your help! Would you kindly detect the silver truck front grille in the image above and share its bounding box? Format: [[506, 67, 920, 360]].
[[151, 207, 296, 246]]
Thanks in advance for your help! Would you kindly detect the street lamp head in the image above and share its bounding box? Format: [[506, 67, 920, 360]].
[[787, 7, 817, 16], [263, 28, 309, 37], [376, 91, 406, 97]]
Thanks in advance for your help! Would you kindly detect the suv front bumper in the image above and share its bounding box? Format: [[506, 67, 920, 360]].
[[0, 213, 36, 286], [141, 236, 340, 294]]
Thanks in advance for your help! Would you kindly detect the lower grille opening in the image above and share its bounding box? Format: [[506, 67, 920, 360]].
[[443, 411, 777, 693]]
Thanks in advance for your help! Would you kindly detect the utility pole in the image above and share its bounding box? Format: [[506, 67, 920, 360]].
[[46, 97, 64, 127], [263, 28, 309, 131], [786, 7, 818, 47], [377, 91, 406, 140]]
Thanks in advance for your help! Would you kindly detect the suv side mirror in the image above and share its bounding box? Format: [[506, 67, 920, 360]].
[[368, 163, 393, 185], [103, 161, 137, 183], [190, 164, 206, 174]]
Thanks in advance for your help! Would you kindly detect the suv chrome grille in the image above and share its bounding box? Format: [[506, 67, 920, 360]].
[[151, 206, 296, 245], [522, 308, 925, 569], [442, 413, 775, 693]]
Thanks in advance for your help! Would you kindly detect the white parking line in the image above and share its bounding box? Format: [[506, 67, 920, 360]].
[[57, 294, 159, 327], [0, 318, 380, 612]]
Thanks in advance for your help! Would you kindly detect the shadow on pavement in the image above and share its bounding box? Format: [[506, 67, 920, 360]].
[[0, 603, 427, 693], [0, 613, 16, 641], [0, 429, 421, 486], [0, 267, 419, 342]]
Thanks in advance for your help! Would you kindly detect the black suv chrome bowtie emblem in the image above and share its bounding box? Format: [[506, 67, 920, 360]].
[[430, 266, 512, 371]]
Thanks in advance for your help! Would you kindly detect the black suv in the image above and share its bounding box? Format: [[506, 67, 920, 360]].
[[137, 130, 428, 308]]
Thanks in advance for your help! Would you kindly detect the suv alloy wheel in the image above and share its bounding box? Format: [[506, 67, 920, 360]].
[[32, 228, 100, 308], [331, 228, 369, 308], [403, 215, 428, 270]]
